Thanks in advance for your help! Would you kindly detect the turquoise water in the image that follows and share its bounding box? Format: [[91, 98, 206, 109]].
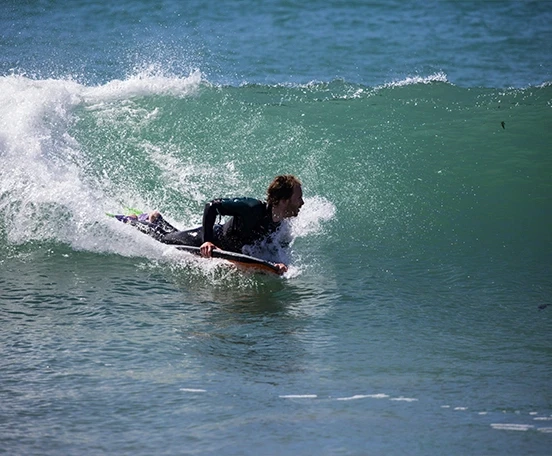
[[1, 1, 551, 455]]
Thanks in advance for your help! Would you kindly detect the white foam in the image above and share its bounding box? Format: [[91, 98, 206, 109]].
[[0, 71, 202, 254], [279, 394, 317, 399], [379, 72, 449, 89], [336, 394, 389, 401], [491, 423, 534, 431], [390, 397, 418, 402], [179, 388, 207, 393], [289, 196, 336, 239], [83, 68, 202, 104]]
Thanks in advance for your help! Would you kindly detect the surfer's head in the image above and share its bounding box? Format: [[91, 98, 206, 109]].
[[267, 175, 304, 219]]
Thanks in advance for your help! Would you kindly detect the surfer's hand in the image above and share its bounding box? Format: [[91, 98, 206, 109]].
[[200, 241, 217, 258], [274, 263, 288, 275]]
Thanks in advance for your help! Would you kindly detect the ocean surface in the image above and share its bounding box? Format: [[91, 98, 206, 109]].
[[1, 1, 551, 455]]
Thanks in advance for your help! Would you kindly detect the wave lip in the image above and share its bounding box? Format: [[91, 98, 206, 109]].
[[82, 68, 203, 104], [379, 72, 450, 89]]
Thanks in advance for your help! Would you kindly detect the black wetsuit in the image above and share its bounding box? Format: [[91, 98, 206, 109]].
[[161, 197, 280, 253]]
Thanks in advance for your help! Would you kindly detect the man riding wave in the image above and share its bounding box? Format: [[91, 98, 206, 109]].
[[114, 175, 304, 274]]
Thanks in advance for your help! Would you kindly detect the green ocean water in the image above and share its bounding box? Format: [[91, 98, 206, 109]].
[[1, 75, 551, 455], [1, 0, 552, 454], [3, 76, 551, 273]]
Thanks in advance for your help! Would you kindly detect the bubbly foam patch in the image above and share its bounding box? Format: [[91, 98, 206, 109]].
[[179, 388, 207, 393], [0, 71, 201, 255], [491, 423, 534, 431], [279, 395, 317, 399], [275, 391, 552, 434], [336, 394, 389, 401], [380, 72, 449, 89], [83, 68, 202, 105], [289, 195, 336, 239]]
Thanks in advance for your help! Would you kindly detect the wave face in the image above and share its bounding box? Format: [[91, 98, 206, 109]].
[[1, 74, 550, 283]]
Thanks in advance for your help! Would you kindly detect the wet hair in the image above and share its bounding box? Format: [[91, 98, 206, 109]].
[[266, 175, 301, 206]]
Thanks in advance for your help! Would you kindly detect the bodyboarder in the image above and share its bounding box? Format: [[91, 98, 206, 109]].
[[115, 175, 304, 274]]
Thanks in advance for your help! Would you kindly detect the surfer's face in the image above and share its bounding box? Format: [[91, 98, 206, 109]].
[[283, 185, 304, 218]]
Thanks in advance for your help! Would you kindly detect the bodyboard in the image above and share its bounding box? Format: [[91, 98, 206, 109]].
[[109, 210, 281, 275], [174, 245, 281, 275]]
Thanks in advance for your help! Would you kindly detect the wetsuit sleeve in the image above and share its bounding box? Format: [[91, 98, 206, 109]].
[[202, 200, 219, 243]]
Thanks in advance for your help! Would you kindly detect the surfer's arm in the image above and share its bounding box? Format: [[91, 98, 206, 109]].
[[201, 200, 226, 257], [201, 201, 219, 244]]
